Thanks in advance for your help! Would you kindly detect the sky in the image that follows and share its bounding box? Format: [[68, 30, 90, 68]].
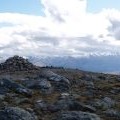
[[0, 0, 120, 57], [87, 0, 120, 13], [0, 0, 43, 15]]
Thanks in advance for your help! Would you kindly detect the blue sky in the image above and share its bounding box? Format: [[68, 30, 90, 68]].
[[0, 0, 43, 15], [87, 0, 120, 13], [0, 0, 120, 15]]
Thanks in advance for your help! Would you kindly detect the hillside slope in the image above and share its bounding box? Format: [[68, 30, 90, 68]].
[[0, 56, 119, 120]]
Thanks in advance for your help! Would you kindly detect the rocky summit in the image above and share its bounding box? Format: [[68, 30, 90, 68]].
[[0, 56, 119, 120], [0, 55, 39, 72]]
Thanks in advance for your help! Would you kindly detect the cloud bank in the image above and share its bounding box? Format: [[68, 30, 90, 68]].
[[0, 0, 120, 57]]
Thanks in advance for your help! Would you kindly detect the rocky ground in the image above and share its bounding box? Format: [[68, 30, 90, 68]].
[[0, 56, 119, 120]]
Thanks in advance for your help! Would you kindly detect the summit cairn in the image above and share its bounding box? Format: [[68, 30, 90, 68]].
[[0, 55, 38, 71]]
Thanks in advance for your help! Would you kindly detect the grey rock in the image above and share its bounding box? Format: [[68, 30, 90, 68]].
[[50, 76, 70, 92], [23, 79, 52, 93], [0, 55, 38, 72], [16, 87, 32, 97], [60, 93, 70, 99], [92, 97, 115, 109], [0, 107, 37, 120], [0, 79, 32, 96], [81, 74, 106, 81], [49, 99, 96, 113], [39, 70, 70, 92], [14, 98, 30, 105], [35, 100, 48, 111], [54, 111, 101, 120], [85, 81, 94, 89], [49, 74, 70, 84], [51, 80, 70, 92], [110, 88, 120, 94], [41, 70, 70, 84], [104, 109, 120, 120], [0, 95, 5, 101]]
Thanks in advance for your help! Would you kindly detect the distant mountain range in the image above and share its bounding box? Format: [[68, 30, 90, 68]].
[[1, 55, 120, 73], [28, 55, 120, 73]]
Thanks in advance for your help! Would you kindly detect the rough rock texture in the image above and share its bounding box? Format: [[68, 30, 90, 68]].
[[0, 56, 119, 120], [0, 107, 37, 120], [39, 70, 70, 92], [0, 78, 32, 96], [48, 98, 96, 113], [0, 55, 38, 71], [92, 97, 116, 109], [54, 111, 101, 120], [35, 100, 49, 111], [23, 79, 52, 93], [104, 109, 120, 120]]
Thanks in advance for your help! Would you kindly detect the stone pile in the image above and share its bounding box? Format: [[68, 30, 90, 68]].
[[0, 55, 38, 71]]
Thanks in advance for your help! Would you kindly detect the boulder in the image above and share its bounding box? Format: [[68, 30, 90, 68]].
[[48, 98, 96, 113], [54, 111, 101, 120], [104, 109, 120, 120], [91, 97, 116, 110], [41, 70, 70, 84], [0, 107, 37, 120], [110, 88, 120, 94], [0, 79, 32, 96], [23, 79, 52, 93], [0, 94, 5, 101], [40, 70, 70, 92]]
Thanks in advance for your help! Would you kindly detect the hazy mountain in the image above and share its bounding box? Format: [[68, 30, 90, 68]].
[[28, 55, 120, 73], [1, 55, 120, 73], [28, 56, 46, 67]]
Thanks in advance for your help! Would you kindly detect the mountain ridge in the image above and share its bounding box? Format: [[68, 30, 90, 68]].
[[27, 55, 120, 73]]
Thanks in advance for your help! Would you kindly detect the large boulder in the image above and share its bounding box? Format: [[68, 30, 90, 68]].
[[92, 97, 116, 109], [104, 109, 120, 120], [41, 70, 70, 84], [110, 88, 120, 94], [40, 70, 70, 92], [0, 107, 37, 120], [23, 79, 52, 93], [48, 98, 96, 113], [54, 111, 101, 120], [0, 78, 32, 96]]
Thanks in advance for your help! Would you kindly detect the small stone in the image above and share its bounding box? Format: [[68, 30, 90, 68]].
[[35, 100, 48, 111]]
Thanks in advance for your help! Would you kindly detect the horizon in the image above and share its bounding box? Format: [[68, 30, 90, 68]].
[[1, 54, 120, 73]]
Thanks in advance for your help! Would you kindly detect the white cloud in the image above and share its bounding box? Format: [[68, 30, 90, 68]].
[[41, 0, 87, 22], [0, 0, 120, 57]]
